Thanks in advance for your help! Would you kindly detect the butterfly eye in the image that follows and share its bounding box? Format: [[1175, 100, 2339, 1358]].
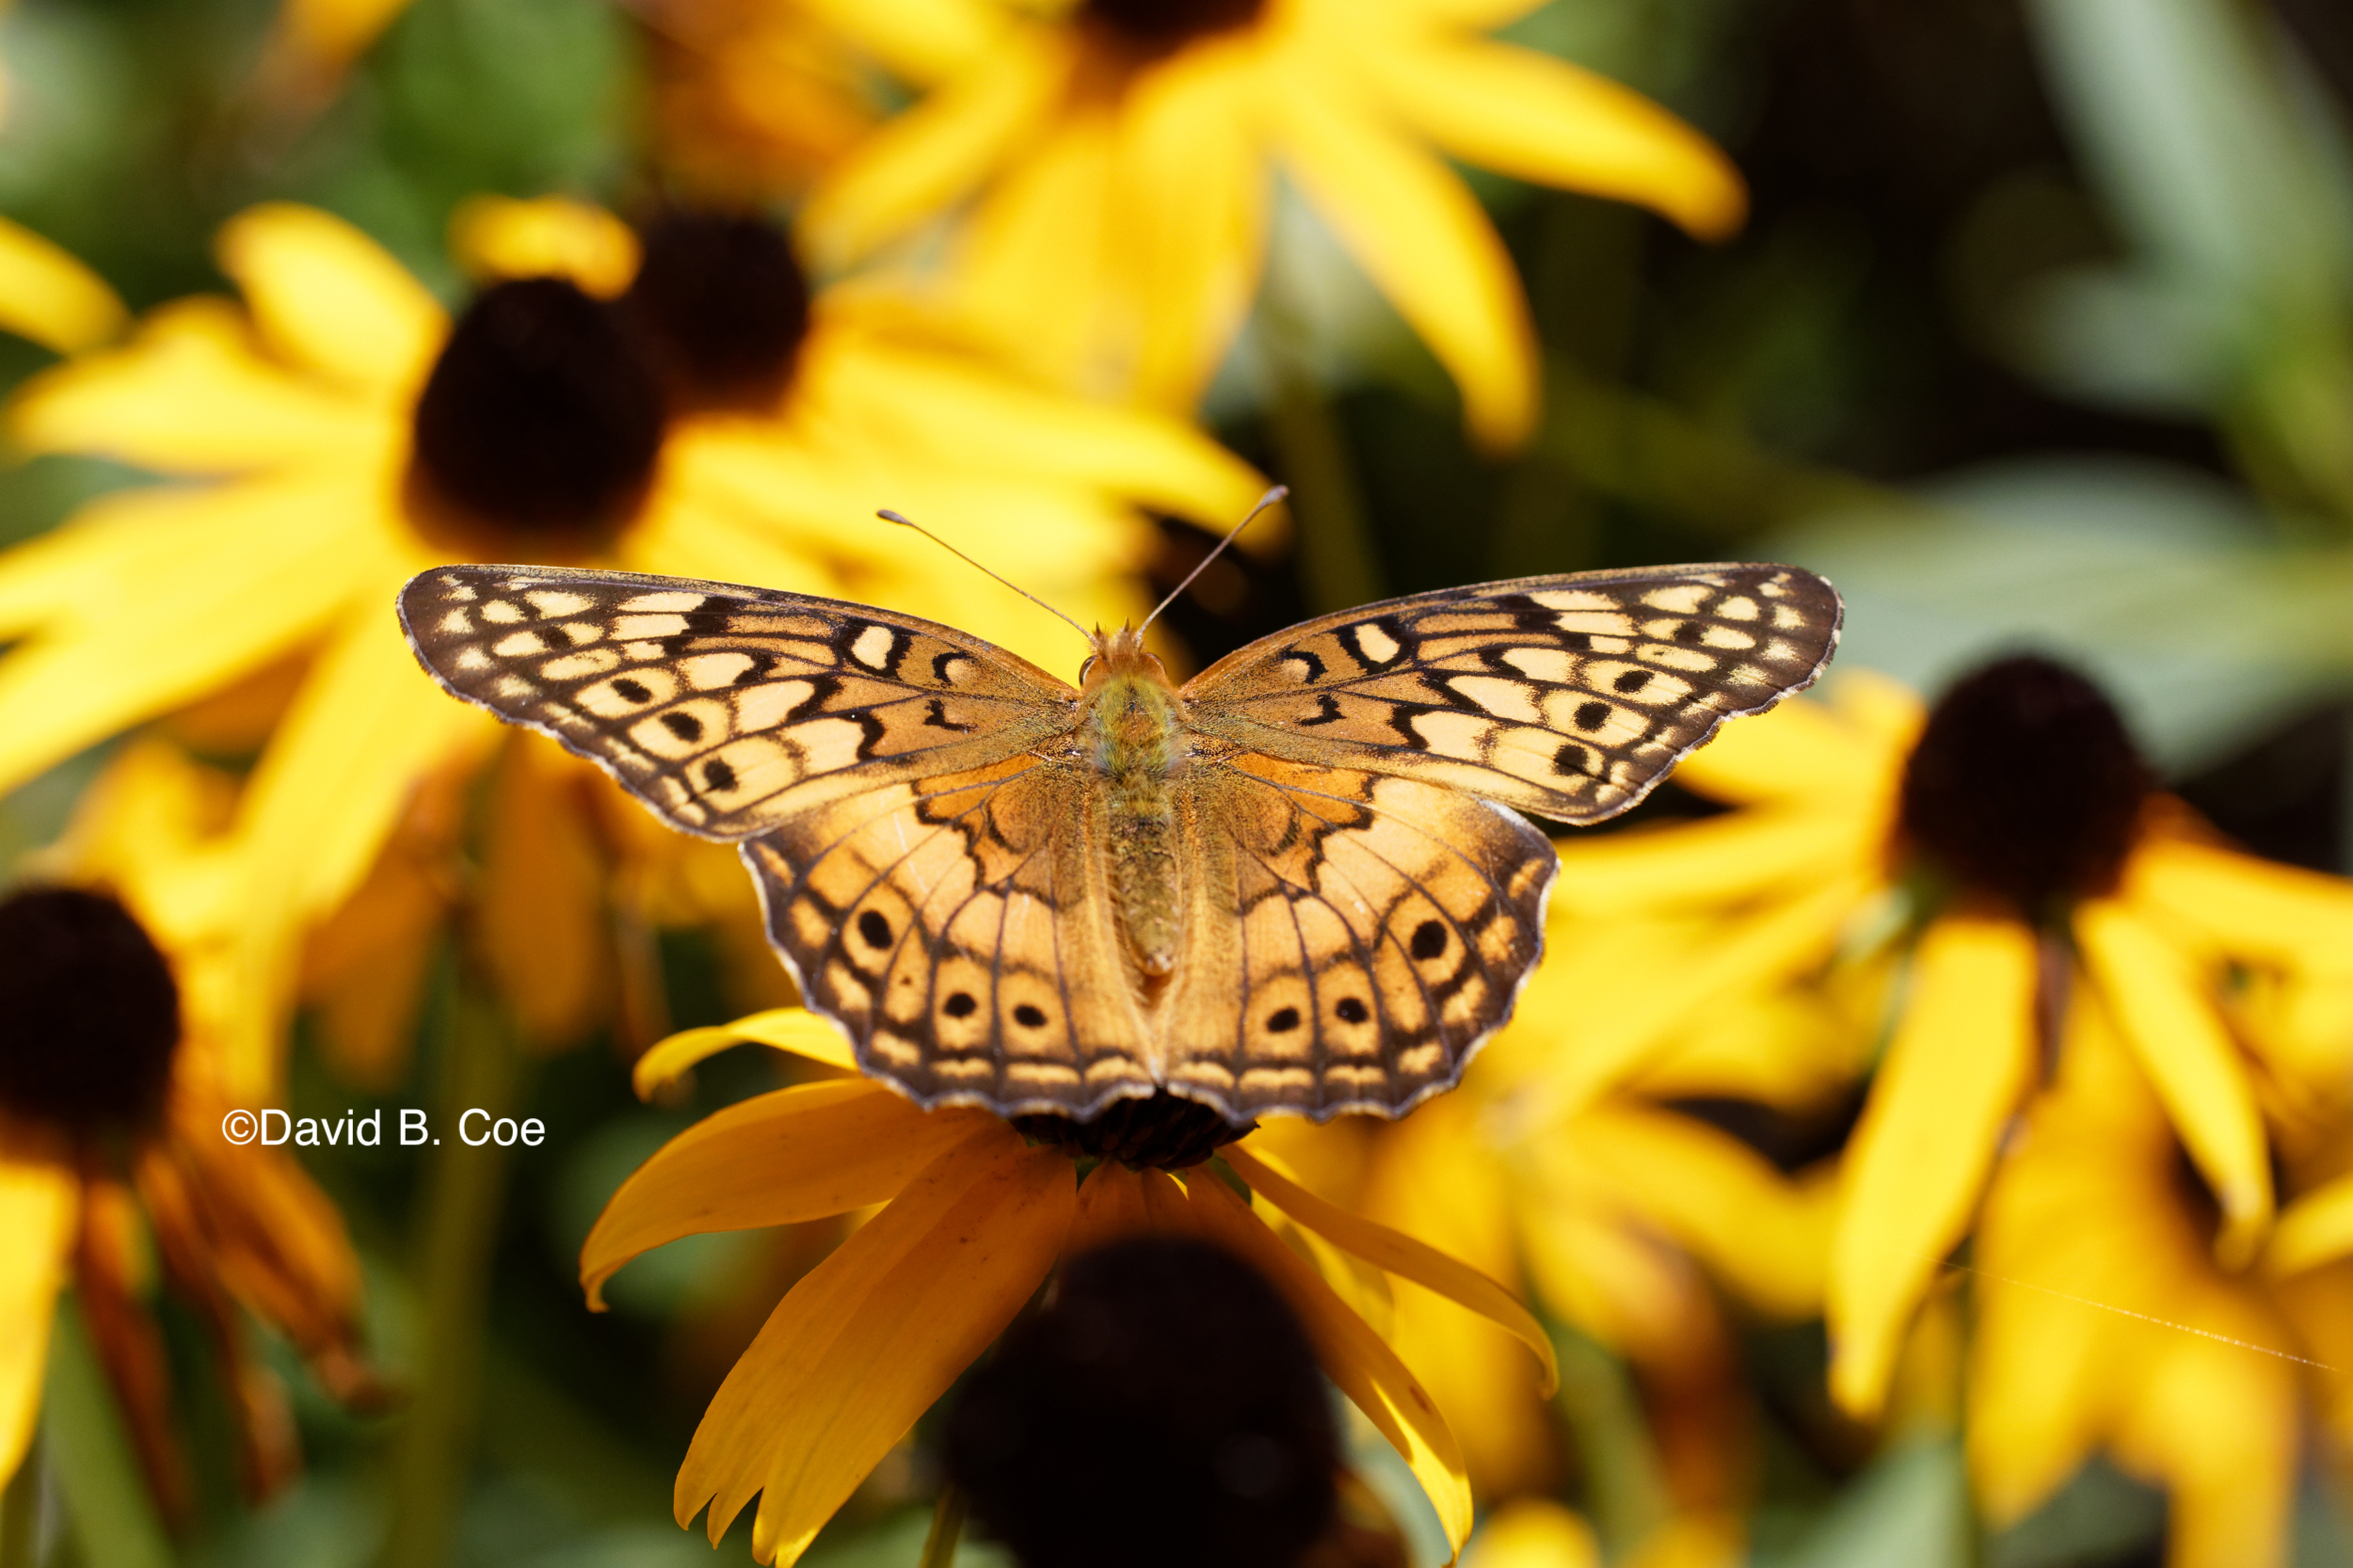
[[1079, 655, 1097, 682]]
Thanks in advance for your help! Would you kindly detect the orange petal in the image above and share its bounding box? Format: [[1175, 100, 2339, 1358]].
[[583, 1080, 986, 1309]]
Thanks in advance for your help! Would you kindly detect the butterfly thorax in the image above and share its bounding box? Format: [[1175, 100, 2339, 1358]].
[[1078, 629, 1188, 980]]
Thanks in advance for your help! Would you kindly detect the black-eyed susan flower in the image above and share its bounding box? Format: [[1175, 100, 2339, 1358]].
[[0, 197, 1264, 1088], [1513, 656, 2353, 1424], [800, 0, 1749, 447], [594, 1011, 1559, 1566], [0, 743, 379, 1519], [1966, 984, 2353, 1568]]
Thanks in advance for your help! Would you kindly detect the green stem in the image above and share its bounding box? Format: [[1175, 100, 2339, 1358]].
[[1, 1441, 40, 1568], [1548, 1327, 1670, 1560], [1261, 304, 1384, 614], [917, 1480, 968, 1568], [379, 985, 523, 1568]]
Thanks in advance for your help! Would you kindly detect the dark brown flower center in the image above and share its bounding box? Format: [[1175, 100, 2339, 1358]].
[[1016, 1092, 1255, 1170], [1898, 655, 2153, 916], [1082, 0, 1267, 56], [617, 211, 810, 417], [0, 888, 181, 1137], [407, 277, 666, 560], [947, 1237, 1337, 1568]]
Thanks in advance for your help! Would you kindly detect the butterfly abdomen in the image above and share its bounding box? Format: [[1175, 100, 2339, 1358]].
[[1086, 673, 1187, 979]]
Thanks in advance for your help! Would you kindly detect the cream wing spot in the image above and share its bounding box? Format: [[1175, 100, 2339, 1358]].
[[613, 613, 689, 640], [525, 590, 594, 617], [682, 651, 758, 689], [618, 590, 710, 613], [538, 648, 622, 681], [480, 599, 525, 625], [1641, 584, 1712, 613], [1500, 647, 1578, 683], [492, 631, 551, 658], [1352, 623, 1402, 664], [1447, 675, 1543, 723], [1408, 709, 1494, 758], [849, 624, 898, 670]]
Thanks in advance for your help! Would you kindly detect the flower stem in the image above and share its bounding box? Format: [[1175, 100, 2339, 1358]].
[[379, 984, 522, 1568], [1261, 299, 1384, 615], [918, 1480, 968, 1568]]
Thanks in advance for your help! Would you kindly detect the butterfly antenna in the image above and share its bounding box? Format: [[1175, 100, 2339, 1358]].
[[876, 509, 1093, 643], [1141, 486, 1289, 632]]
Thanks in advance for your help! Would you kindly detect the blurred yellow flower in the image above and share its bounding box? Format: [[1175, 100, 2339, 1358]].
[[0, 743, 377, 1518], [0, 216, 126, 356], [640, 0, 887, 199], [1967, 984, 2353, 1568], [0, 198, 1263, 1095], [595, 1010, 1558, 1567], [803, 0, 1748, 446], [1512, 658, 2353, 1421]]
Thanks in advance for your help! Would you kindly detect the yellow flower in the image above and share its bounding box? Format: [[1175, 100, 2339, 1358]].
[[0, 197, 1264, 1094], [1967, 983, 2353, 1568], [802, 0, 1747, 447], [641, 0, 888, 200], [0, 742, 378, 1516], [0, 216, 126, 356], [593, 1009, 1559, 1566], [1512, 658, 2353, 1421]]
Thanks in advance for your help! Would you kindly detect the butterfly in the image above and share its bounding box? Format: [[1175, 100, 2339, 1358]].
[[398, 556, 1839, 1125]]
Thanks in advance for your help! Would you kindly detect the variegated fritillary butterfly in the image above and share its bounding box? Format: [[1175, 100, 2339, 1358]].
[[398, 555, 1839, 1125]]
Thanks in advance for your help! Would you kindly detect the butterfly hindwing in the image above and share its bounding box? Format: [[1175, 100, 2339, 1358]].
[[1160, 757, 1555, 1120], [740, 755, 1159, 1115], [1184, 565, 1842, 824], [399, 565, 1076, 840]]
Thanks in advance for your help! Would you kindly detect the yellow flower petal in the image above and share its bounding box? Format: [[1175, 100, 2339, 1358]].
[[1066, 1159, 1156, 1255], [1266, 65, 1535, 449], [801, 0, 1006, 84], [2125, 836, 2353, 976], [1107, 40, 1270, 414], [631, 1008, 859, 1101], [0, 1150, 76, 1485], [1829, 913, 2038, 1417], [1463, 1497, 1602, 1568], [2076, 897, 2273, 1267], [479, 739, 609, 1050], [448, 194, 641, 298], [1358, 39, 1744, 240], [583, 1080, 985, 1308], [1568, 1104, 1833, 1319], [1182, 1167, 1474, 1558], [2266, 1171, 2353, 1276], [1224, 1142, 1557, 1396], [1667, 680, 1910, 804], [215, 203, 444, 396], [0, 216, 126, 354], [0, 478, 369, 794], [800, 30, 1065, 271], [7, 297, 390, 472], [1504, 875, 1867, 1128], [266, 0, 414, 75], [946, 110, 1117, 393], [675, 1126, 1071, 1564], [1547, 804, 1880, 918]]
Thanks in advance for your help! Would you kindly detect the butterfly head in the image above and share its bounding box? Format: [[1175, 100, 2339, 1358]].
[[1078, 623, 1174, 695]]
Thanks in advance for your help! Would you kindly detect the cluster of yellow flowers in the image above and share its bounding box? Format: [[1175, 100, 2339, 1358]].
[[0, 2, 2343, 1567]]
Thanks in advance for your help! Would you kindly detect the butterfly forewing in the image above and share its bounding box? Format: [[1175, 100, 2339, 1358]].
[[1184, 565, 1842, 824], [398, 565, 1076, 840]]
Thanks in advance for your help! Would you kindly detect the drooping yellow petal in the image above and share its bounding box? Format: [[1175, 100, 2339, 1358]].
[[1266, 66, 1535, 449], [0, 1151, 76, 1485], [0, 477, 373, 794], [7, 297, 392, 472], [1547, 805, 1880, 918], [480, 737, 608, 1049], [2124, 837, 2353, 977], [1567, 1104, 1833, 1320], [677, 1126, 1071, 1564], [631, 1009, 859, 1101], [1182, 1167, 1474, 1558], [1224, 1142, 1556, 1396], [1106, 39, 1271, 415], [2076, 897, 2273, 1268], [215, 203, 445, 396], [0, 216, 126, 354], [1358, 38, 1745, 240], [583, 1080, 986, 1308], [2268, 1172, 2353, 1276], [800, 29, 1065, 271], [1828, 913, 2038, 1417], [800, 0, 1006, 84], [448, 194, 641, 298], [1066, 1159, 1155, 1255]]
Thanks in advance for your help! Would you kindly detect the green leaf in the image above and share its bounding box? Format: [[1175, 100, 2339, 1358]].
[[1764, 1439, 1970, 1568], [41, 1297, 173, 1568]]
